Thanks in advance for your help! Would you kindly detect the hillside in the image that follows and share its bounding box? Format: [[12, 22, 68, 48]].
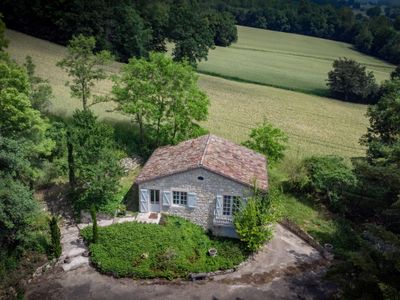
[[198, 26, 394, 95], [5, 29, 368, 158]]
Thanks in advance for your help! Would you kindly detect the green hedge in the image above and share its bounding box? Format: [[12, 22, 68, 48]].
[[81, 216, 247, 279]]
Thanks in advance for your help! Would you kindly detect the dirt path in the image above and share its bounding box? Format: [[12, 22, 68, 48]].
[[26, 224, 336, 299]]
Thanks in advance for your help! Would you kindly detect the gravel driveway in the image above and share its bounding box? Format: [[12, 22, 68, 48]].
[[26, 224, 335, 300]]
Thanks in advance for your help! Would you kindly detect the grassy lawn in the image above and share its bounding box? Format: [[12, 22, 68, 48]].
[[281, 194, 359, 256], [5, 29, 369, 158], [198, 25, 394, 95], [81, 216, 246, 279]]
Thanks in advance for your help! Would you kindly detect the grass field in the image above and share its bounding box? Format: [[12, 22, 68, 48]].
[[198, 26, 394, 95], [5, 29, 368, 158]]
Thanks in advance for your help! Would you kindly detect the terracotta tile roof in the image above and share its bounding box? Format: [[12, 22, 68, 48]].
[[136, 134, 268, 190]]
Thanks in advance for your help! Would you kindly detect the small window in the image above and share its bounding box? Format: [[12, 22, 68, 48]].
[[223, 195, 231, 215], [223, 195, 241, 216], [150, 189, 160, 204], [173, 191, 188, 206], [197, 176, 204, 181]]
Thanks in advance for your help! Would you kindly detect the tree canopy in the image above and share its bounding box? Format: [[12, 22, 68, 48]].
[[327, 58, 378, 103], [23, 56, 53, 113], [0, 13, 8, 52], [0, 0, 237, 65], [57, 35, 112, 111], [242, 121, 288, 164], [112, 52, 209, 154], [0, 58, 54, 156], [68, 110, 121, 211]]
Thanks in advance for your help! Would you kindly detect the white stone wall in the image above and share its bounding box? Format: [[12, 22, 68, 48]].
[[138, 168, 252, 230]]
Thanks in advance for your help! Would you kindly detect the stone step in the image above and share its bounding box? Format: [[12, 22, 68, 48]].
[[115, 216, 136, 224], [98, 219, 114, 227], [62, 256, 89, 272], [65, 247, 86, 258]]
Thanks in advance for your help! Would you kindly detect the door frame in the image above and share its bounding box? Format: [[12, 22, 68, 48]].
[[149, 189, 161, 212]]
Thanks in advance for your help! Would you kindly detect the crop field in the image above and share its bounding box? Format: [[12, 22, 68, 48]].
[[198, 26, 394, 95], [6, 29, 368, 158]]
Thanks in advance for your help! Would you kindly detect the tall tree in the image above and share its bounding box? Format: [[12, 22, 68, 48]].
[[0, 57, 54, 156], [68, 110, 121, 212], [0, 177, 38, 251], [355, 79, 400, 231], [24, 56, 53, 113], [361, 80, 400, 164], [169, 0, 215, 66], [0, 13, 8, 52], [57, 35, 112, 110], [112, 53, 209, 152], [391, 65, 400, 80], [327, 58, 378, 103], [207, 11, 238, 47]]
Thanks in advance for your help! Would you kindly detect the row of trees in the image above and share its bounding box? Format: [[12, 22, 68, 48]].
[[208, 0, 400, 65], [0, 0, 237, 65], [58, 34, 211, 156], [0, 15, 61, 292]]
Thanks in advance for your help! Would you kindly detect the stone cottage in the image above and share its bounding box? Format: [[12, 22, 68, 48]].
[[135, 134, 268, 237]]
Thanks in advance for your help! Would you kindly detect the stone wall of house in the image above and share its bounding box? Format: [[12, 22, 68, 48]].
[[138, 168, 252, 230]]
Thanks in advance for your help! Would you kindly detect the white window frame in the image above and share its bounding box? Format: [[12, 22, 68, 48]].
[[222, 195, 241, 216], [150, 189, 160, 205], [172, 190, 188, 206]]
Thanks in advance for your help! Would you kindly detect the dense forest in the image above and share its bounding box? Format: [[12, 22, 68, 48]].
[[1, 0, 400, 65], [0, 0, 237, 65]]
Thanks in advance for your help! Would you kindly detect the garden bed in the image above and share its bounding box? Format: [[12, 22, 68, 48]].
[[80, 216, 247, 279]]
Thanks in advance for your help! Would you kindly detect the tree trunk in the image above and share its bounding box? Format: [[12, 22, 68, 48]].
[[90, 205, 98, 244], [67, 131, 76, 189], [136, 113, 144, 147], [82, 80, 87, 111]]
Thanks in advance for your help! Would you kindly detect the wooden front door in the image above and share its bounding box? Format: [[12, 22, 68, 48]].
[[149, 189, 161, 212]]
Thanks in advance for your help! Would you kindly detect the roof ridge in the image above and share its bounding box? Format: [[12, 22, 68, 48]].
[[199, 134, 211, 166]]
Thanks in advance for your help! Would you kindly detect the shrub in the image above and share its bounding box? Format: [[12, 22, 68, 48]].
[[234, 189, 282, 252], [283, 157, 310, 193], [80, 216, 246, 279], [302, 155, 357, 213], [328, 225, 400, 299], [242, 121, 288, 164], [48, 216, 61, 258]]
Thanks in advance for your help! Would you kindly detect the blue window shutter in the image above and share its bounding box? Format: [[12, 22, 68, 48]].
[[140, 189, 149, 212], [216, 195, 223, 216], [188, 192, 197, 208], [162, 191, 171, 206]]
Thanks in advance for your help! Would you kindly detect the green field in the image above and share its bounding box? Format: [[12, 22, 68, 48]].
[[5, 29, 368, 158], [198, 26, 394, 95]]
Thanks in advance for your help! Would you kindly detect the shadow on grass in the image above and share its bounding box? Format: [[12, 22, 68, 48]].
[[47, 111, 150, 159], [123, 183, 139, 212], [282, 191, 361, 256]]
